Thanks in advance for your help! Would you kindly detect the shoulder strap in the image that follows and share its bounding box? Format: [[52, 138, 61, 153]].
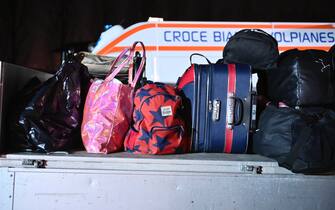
[[105, 47, 133, 82]]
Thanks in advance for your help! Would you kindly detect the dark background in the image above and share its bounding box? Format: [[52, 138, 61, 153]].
[[0, 0, 334, 72]]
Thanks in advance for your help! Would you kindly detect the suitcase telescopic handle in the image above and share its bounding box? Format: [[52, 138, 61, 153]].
[[190, 53, 212, 64]]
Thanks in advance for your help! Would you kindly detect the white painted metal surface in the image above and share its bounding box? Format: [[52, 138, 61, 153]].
[[0, 168, 14, 210], [6, 164, 335, 210], [1, 152, 335, 210], [1, 152, 291, 174]]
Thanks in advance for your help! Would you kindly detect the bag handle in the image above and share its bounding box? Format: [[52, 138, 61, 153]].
[[190, 53, 212, 64], [105, 47, 134, 82], [233, 97, 244, 126], [105, 41, 146, 88], [129, 41, 146, 88]]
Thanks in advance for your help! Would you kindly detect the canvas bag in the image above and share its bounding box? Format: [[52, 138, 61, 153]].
[[81, 41, 146, 154], [124, 82, 190, 154], [76, 51, 129, 79]]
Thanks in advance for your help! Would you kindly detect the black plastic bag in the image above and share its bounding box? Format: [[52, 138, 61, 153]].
[[253, 104, 335, 174], [10, 58, 91, 153], [7, 77, 43, 152]]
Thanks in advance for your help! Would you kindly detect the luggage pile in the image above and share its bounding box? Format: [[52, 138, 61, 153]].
[[253, 49, 335, 173], [7, 30, 335, 174]]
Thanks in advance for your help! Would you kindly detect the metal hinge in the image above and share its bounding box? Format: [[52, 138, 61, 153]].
[[241, 165, 263, 174], [22, 159, 47, 168]]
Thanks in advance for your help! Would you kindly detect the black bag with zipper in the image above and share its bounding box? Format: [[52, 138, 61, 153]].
[[253, 104, 335, 174], [220, 29, 279, 70]]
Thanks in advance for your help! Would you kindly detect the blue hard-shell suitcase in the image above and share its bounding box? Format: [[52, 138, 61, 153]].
[[192, 63, 255, 153]]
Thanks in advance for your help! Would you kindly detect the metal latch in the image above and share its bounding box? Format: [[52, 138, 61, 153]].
[[241, 165, 263, 174], [22, 159, 47, 168]]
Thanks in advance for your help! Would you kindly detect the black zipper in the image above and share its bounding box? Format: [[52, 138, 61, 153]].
[[150, 125, 183, 134], [194, 65, 201, 152], [204, 65, 213, 152]]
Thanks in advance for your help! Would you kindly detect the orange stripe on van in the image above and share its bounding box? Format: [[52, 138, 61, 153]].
[[101, 46, 225, 54], [100, 45, 331, 54], [97, 23, 156, 55], [274, 24, 335, 29]]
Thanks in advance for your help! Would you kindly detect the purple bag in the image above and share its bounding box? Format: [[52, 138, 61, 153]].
[[16, 58, 91, 152]]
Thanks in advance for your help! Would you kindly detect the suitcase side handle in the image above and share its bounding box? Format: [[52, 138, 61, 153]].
[[227, 95, 243, 128], [234, 97, 244, 126]]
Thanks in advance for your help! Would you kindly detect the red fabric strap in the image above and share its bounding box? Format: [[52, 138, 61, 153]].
[[224, 64, 236, 153]]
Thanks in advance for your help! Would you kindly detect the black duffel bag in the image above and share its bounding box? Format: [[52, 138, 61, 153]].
[[253, 104, 335, 174], [220, 29, 279, 70], [268, 49, 335, 107]]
